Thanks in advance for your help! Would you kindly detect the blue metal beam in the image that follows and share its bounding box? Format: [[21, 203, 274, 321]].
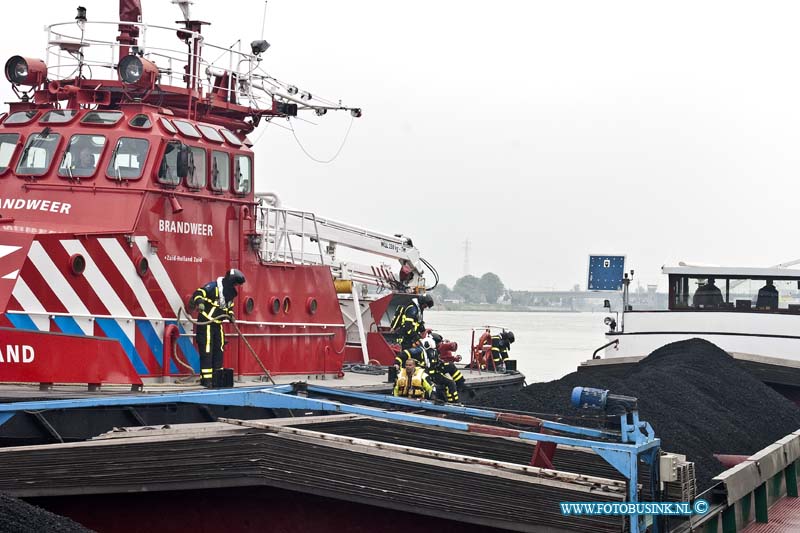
[[0, 384, 294, 418], [305, 384, 620, 440]]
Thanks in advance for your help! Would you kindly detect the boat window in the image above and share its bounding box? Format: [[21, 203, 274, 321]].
[[58, 134, 106, 179], [107, 137, 149, 180], [173, 120, 201, 139], [81, 111, 123, 125], [233, 155, 252, 195], [198, 125, 223, 143], [219, 128, 243, 146], [670, 275, 800, 313], [41, 110, 78, 124], [157, 141, 182, 186], [0, 133, 20, 174], [4, 110, 39, 126], [15, 132, 61, 177], [159, 118, 177, 134], [129, 114, 152, 129], [187, 146, 207, 189], [210, 150, 230, 192]]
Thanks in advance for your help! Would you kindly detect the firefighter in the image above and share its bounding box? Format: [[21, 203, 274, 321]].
[[428, 333, 464, 403], [393, 358, 433, 399], [389, 294, 434, 349], [490, 330, 515, 371], [191, 269, 246, 387], [394, 345, 429, 371]]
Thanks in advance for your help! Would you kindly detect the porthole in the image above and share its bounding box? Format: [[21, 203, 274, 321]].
[[306, 297, 318, 315], [270, 297, 280, 315], [283, 297, 291, 314], [135, 256, 149, 277], [245, 297, 255, 314], [69, 253, 85, 275]]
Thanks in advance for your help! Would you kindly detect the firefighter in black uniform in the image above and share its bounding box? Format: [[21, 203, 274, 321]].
[[389, 294, 434, 349], [427, 333, 464, 403], [191, 269, 246, 387], [490, 330, 515, 371], [394, 346, 429, 371]]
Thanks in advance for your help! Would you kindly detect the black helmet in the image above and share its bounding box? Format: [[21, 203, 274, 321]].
[[224, 268, 246, 285], [503, 330, 515, 344], [418, 294, 434, 309], [431, 332, 443, 345]]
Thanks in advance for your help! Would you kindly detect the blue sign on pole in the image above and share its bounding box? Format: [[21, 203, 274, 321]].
[[588, 255, 626, 291]]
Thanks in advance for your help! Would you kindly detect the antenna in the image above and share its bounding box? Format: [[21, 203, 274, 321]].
[[462, 239, 471, 277], [261, 1, 268, 41]]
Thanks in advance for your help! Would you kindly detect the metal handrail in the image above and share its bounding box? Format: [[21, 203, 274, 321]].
[[43, 19, 267, 108], [592, 339, 619, 359]]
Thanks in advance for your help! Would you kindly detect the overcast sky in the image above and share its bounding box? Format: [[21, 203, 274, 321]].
[[3, 1, 800, 290]]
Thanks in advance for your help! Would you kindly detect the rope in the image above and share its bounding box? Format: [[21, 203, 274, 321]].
[[342, 363, 387, 375], [230, 319, 276, 384]]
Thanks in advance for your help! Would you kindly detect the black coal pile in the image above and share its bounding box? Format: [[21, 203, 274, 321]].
[[0, 493, 93, 533], [475, 338, 800, 489]]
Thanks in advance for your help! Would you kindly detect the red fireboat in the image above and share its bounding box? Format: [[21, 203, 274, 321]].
[[0, 1, 523, 397]]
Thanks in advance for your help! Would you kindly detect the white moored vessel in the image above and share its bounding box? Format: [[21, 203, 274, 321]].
[[591, 264, 800, 389]]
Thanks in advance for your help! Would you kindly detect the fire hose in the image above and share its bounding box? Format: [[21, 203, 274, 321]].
[[176, 308, 276, 385]]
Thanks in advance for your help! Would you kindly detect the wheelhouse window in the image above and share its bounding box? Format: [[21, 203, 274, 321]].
[[16, 132, 61, 177], [157, 141, 182, 186], [81, 111, 123, 125], [4, 111, 39, 126], [129, 114, 152, 129], [669, 275, 800, 312], [220, 128, 242, 146], [198, 125, 223, 143], [173, 120, 201, 139], [210, 150, 230, 192], [107, 137, 149, 180], [187, 146, 206, 189], [159, 118, 177, 134], [0, 134, 20, 174], [233, 155, 252, 195], [58, 134, 106, 179], [40, 110, 78, 124]]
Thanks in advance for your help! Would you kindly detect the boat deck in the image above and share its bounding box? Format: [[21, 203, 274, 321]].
[[0, 367, 523, 401]]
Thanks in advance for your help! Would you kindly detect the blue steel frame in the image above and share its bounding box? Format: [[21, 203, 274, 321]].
[[0, 384, 661, 533]]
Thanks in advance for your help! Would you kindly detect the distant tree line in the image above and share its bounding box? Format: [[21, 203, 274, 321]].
[[431, 272, 506, 304]]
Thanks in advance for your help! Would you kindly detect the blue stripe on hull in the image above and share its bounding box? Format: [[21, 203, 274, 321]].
[[6, 314, 38, 331], [136, 320, 164, 371], [53, 316, 84, 335], [95, 318, 149, 375]]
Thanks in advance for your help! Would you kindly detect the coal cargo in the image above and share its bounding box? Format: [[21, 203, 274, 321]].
[[0, 492, 93, 533], [474, 338, 800, 489]]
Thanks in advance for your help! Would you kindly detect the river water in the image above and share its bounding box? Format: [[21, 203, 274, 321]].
[[425, 310, 608, 383]]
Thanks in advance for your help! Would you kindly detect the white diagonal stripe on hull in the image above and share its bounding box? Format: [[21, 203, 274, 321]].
[[0, 245, 22, 260], [11, 276, 51, 331], [60, 239, 136, 344], [134, 236, 183, 317], [28, 240, 93, 335], [2, 270, 19, 280], [97, 238, 161, 317]]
